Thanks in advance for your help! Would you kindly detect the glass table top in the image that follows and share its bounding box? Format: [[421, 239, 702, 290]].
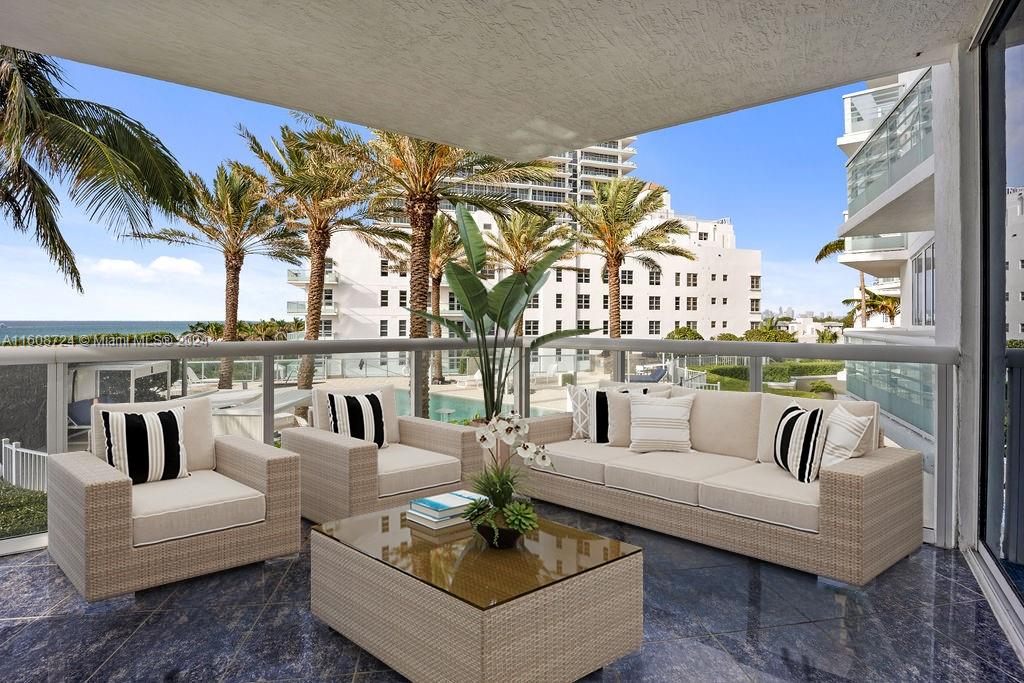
[[313, 507, 642, 610]]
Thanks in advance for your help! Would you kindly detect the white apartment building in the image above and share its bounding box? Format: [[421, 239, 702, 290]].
[[287, 143, 762, 344]]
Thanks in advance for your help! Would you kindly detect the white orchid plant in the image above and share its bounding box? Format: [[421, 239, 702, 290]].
[[474, 411, 552, 469]]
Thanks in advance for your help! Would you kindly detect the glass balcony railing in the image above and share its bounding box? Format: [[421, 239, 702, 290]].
[[843, 82, 905, 134], [286, 301, 338, 315], [287, 269, 340, 284], [844, 233, 908, 253], [846, 69, 933, 216]]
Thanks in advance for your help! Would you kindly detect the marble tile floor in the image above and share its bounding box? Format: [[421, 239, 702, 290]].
[[0, 502, 1020, 682]]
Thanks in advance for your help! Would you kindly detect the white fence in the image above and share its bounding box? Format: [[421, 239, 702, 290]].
[[1, 439, 47, 492]]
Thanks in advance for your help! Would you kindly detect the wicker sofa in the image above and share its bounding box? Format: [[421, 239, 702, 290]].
[[48, 397, 301, 602], [281, 385, 480, 522], [524, 386, 923, 585]]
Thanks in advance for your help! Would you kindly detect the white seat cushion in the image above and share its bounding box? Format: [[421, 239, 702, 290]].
[[535, 440, 635, 484], [377, 444, 460, 496], [131, 469, 265, 547], [605, 451, 753, 505], [699, 463, 820, 532]]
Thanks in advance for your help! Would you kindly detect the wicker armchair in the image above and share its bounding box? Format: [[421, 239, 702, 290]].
[[281, 386, 480, 522], [48, 397, 300, 602]]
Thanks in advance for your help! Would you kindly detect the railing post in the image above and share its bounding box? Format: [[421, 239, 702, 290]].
[[180, 359, 189, 397], [513, 345, 530, 417], [612, 350, 626, 383], [749, 356, 763, 392], [262, 354, 274, 445], [45, 362, 67, 454], [410, 351, 427, 419], [935, 362, 956, 549]]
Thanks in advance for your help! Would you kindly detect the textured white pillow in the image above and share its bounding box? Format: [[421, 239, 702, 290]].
[[566, 385, 590, 439], [821, 403, 874, 469], [629, 394, 696, 453]]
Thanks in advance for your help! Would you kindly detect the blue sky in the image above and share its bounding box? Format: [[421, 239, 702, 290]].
[[0, 59, 859, 320]]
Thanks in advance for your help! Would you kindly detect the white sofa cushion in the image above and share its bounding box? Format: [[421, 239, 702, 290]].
[[536, 439, 634, 484], [821, 404, 875, 468], [131, 469, 265, 546], [629, 394, 696, 453], [699, 463, 820, 532], [92, 397, 215, 471], [605, 451, 753, 505], [669, 387, 762, 460], [313, 384, 401, 444], [756, 393, 878, 464], [377, 443, 460, 496]]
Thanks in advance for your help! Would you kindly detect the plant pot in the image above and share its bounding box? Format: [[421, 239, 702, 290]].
[[476, 525, 522, 549]]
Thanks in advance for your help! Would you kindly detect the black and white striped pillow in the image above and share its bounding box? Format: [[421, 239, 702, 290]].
[[327, 391, 388, 448], [100, 407, 189, 485], [773, 403, 825, 483]]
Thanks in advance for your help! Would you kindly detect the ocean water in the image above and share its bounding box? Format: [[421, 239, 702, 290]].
[[0, 321, 196, 339]]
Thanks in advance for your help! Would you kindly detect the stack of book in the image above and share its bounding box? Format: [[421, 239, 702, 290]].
[[406, 490, 487, 530]]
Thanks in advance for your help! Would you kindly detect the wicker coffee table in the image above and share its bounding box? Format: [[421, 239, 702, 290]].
[[310, 507, 643, 682]]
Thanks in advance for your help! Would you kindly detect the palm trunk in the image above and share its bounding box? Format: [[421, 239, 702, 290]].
[[430, 274, 445, 383], [607, 258, 622, 340], [297, 225, 328, 420], [858, 272, 868, 327], [218, 254, 243, 390], [408, 194, 438, 416]]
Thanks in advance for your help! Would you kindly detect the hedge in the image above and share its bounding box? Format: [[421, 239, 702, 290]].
[[706, 360, 845, 383]]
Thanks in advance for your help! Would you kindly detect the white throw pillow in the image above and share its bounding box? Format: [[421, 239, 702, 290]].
[[629, 394, 696, 453], [586, 388, 633, 446], [566, 385, 590, 439], [773, 403, 826, 483], [821, 404, 874, 469]]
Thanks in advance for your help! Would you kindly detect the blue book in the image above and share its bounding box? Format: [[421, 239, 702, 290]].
[[410, 491, 482, 519]]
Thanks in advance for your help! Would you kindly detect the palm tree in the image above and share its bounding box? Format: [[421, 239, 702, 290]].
[[239, 122, 406, 397], [843, 289, 901, 326], [486, 210, 575, 335], [243, 320, 288, 341], [564, 177, 694, 339], [139, 164, 306, 389], [0, 47, 192, 290], [425, 213, 464, 383], [301, 125, 554, 414], [816, 237, 867, 327]]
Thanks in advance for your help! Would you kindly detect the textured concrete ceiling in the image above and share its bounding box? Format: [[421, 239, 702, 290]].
[[0, 1, 985, 159]]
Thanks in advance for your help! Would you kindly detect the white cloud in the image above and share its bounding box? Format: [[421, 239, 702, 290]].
[[148, 256, 205, 278], [760, 259, 860, 317], [84, 256, 205, 282]]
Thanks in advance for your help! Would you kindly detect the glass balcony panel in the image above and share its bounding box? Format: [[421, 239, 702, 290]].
[[0, 364, 48, 541], [844, 233, 908, 252], [847, 70, 933, 216], [529, 348, 611, 417]]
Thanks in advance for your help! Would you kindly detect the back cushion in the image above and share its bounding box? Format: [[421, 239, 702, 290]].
[[91, 397, 215, 470], [755, 392, 878, 464], [312, 384, 400, 443], [669, 387, 762, 459]]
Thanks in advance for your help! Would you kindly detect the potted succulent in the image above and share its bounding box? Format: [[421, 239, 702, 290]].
[[408, 203, 589, 548]]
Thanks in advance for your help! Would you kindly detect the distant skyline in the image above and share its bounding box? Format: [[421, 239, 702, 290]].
[[0, 57, 859, 321]]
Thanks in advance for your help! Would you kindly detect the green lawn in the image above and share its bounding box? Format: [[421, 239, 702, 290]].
[[0, 480, 47, 538], [705, 372, 819, 399]]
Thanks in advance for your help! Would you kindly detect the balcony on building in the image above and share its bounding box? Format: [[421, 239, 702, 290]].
[[838, 233, 909, 278], [286, 301, 339, 316], [287, 268, 340, 285]]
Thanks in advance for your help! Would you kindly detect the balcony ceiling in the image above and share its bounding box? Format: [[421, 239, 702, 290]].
[[0, 0, 985, 159]]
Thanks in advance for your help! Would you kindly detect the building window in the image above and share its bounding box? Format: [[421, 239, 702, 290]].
[[320, 320, 333, 338], [674, 296, 681, 310], [711, 273, 717, 281], [911, 243, 936, 326], [399, 290, 407, 307], [555, 293, 563, 309], [578, 269, 591, 284], [711, 297, 717, 304], [380, 259, 389, 276], [525, 320, 539, 335], [601, 267, 608, 284], [723, 274, 728, 282], [603, 294, 609, 309], [481, 267, 495, 280], [722, 297, 728, 305], [577, 294, 591, 309], [1020, 259, 1024, 269], [447, 292, 463, 311], [578, 320, 590, 331], [686, 297, 698, 311], [674, 321, 680, 330], [750, 299, 761, 313], [698, 232, 708, 241], [380, 290, 389, 307], [711, 321, 717, 328], [527, 293, 540, 309], [750, 275, 761, 290], [686, 273, 697, 287], [620, 320, 633, 336], [621, 295, 633, 310], [649, 320, 661, 335], [621, 269, 633, 285], [674, 272, 681, 286], [1020, 323, 1024, 334], [750, 321, 760, 330], [649, 270, 661, 286], [649, 296, 661, 310], [602, 320, 609, 335], [722, 321, 728, 329], [379, 320, 388, 337], [398, 320, 407, 337], [686, 321, 697, 330], [483, 222, 493, 231], [555, 267, 563, 282], [555, 320, 562, 331]]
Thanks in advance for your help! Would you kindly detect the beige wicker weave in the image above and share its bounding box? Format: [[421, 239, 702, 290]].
[[310, 515, 643, 682], [281, 415, 481, 522], [48, 435, 300, 602], [524, 413, 922, 586]]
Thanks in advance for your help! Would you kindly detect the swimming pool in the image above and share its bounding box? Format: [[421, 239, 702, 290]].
[[394, 389, 558, 423]]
